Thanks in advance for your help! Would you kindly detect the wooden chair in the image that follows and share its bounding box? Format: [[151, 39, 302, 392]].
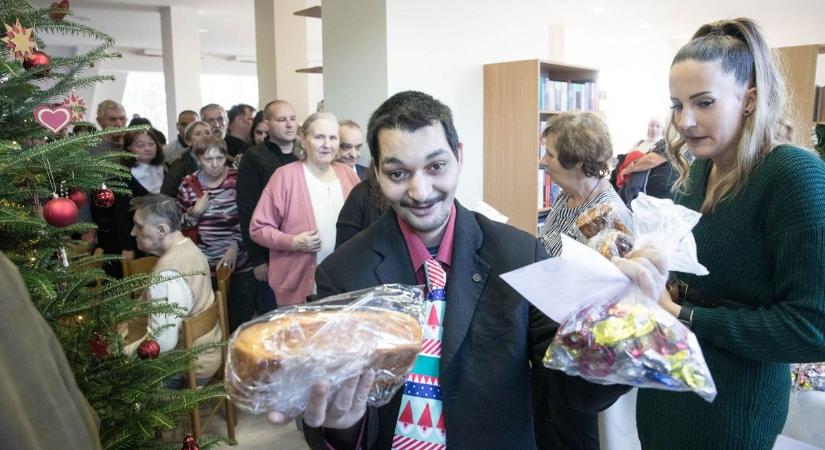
[[181, 291, 236, 443], [121, 255, 158, 277], [215, 264, 232, 330]]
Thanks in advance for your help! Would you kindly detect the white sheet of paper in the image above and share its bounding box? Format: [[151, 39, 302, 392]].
[[773, 435, 824, 450], [469, 199, 509, 223], [500, 235, 632, 322]]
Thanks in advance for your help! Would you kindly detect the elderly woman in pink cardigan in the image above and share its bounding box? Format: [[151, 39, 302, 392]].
[[250, 112, 360, 306]]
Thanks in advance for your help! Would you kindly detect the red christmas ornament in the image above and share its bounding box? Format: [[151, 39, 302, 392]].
[[181, 433, 199, 450], [137, 339, 160, 360], [68, 188, 87, 208], [49, 0, 70, 22], [89, 332, 109, 359], [93, 184, 115, 208], [43, 195, 78, 227], [23, 50, 50, 76]]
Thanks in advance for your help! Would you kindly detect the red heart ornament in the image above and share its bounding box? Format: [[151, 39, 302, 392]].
[[34, 104, 72, 133]]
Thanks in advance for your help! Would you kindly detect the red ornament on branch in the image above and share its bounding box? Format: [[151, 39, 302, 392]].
[[49, 0, 71, 22], [68, 188, 87, 208], [93, 184, 115, 208], [137, 339, 160, 360], [23, 50, 50, 77], [43, 195, 78, 227], [89, 332, 109, 359], [181, 434, 199, 450]]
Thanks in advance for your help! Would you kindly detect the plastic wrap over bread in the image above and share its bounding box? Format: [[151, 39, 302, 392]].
[[226, 284, 426, 416]]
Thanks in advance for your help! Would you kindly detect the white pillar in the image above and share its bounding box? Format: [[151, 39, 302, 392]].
[[323, 0, 388, 165], [160, 6, 202, 137], [548, 24, 565, 62], [254, 0, 312, 120]]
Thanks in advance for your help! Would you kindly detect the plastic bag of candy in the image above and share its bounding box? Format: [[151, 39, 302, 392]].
[[791, 363, 825, 391], [543, 194, 717, 401]]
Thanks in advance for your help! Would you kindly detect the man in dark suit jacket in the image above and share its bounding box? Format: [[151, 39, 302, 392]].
[[338, 119, 369, 181], [265, 91, 631, 449]]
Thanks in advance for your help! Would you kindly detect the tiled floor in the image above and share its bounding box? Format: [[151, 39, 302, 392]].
[[202, 406, 308, 449]]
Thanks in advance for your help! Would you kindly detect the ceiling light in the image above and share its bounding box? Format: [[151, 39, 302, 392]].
[[199, 28, 208, 33], [591, 7, 608, 13], [140, 49, 163, 57], [641, 23, 654, 28]]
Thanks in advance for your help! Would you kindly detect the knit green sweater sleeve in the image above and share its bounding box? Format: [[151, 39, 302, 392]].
[[691, 147, 825, 363]]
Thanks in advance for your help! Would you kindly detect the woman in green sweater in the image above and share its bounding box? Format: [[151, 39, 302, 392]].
[[635, 18, 825, 449]]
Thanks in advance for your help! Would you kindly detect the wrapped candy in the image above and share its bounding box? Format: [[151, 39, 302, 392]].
[[225, 284, 426, 417], [544, 298, 716, 401], [791, 363, 825, 391], [543, 194, 717, 401]]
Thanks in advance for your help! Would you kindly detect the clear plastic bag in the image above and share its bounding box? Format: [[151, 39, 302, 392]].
[[226, 284, 426, 416], [792, 363, 825, 391], [544, 194, 717, 401], [543, 294, 716, 401], [587, 228, 634, 259], [574, 203, 632, 240]]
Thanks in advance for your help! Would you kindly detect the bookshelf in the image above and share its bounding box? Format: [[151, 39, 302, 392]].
[[775, 44, 825, 140], [294, 5, 323, 74], [483, 59, 599, 234]]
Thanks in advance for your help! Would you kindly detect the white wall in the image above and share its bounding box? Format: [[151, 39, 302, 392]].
[[323, 0, 389, 155], [384, 0, 553, 205], [563, 27, 676, 156]]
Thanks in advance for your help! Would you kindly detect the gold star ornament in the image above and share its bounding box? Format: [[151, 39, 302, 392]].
[[2, 19, 36, 62]]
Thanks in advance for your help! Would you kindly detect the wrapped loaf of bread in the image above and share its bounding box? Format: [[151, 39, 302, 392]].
[[226, 284, 425, 416]]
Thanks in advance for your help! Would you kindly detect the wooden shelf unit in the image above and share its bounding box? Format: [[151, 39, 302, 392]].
[[294, 5, 323, 74], [295, 66, 323, 74], [294, 6, 321, 18], [483, 59, 598, 234], [775, 44, 825, 142]]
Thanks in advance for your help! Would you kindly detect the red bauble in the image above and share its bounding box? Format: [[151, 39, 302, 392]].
[[68, 188, 87, 208], [43, 196, 78, 227], [93, 185, 115, 208], [137, 339, 160, 360], [182, 434, 199, 450], [89, 332, 109, 359], [23, 51, 51, 76], [49, 0, 70, 22]]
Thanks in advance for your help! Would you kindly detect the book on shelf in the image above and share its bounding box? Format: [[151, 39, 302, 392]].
[[536, 169, 559, 210], [815, 85, 825, 123], [539, 75, 598, 113]]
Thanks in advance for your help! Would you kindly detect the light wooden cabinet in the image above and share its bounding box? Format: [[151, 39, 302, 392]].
[[775, 44, 825, 142], [483, 59, 599, 234]]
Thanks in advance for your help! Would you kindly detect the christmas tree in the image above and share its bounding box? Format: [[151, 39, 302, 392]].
[[0, 1, 226, 448]]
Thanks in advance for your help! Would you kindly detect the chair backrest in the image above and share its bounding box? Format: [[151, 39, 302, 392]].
[[122, 255, 159, 277], [182, 298, 219, 344], [216, 264, 231, 299], [181, 291, 235, 442]]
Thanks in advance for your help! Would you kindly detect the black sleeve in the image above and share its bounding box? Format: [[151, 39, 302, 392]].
[[160, 160, 186, 197], [335, 181, 370, 249], [236, 150, 270, 267], [113, 184, 136, 251], [643, 163, 677, 201]]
